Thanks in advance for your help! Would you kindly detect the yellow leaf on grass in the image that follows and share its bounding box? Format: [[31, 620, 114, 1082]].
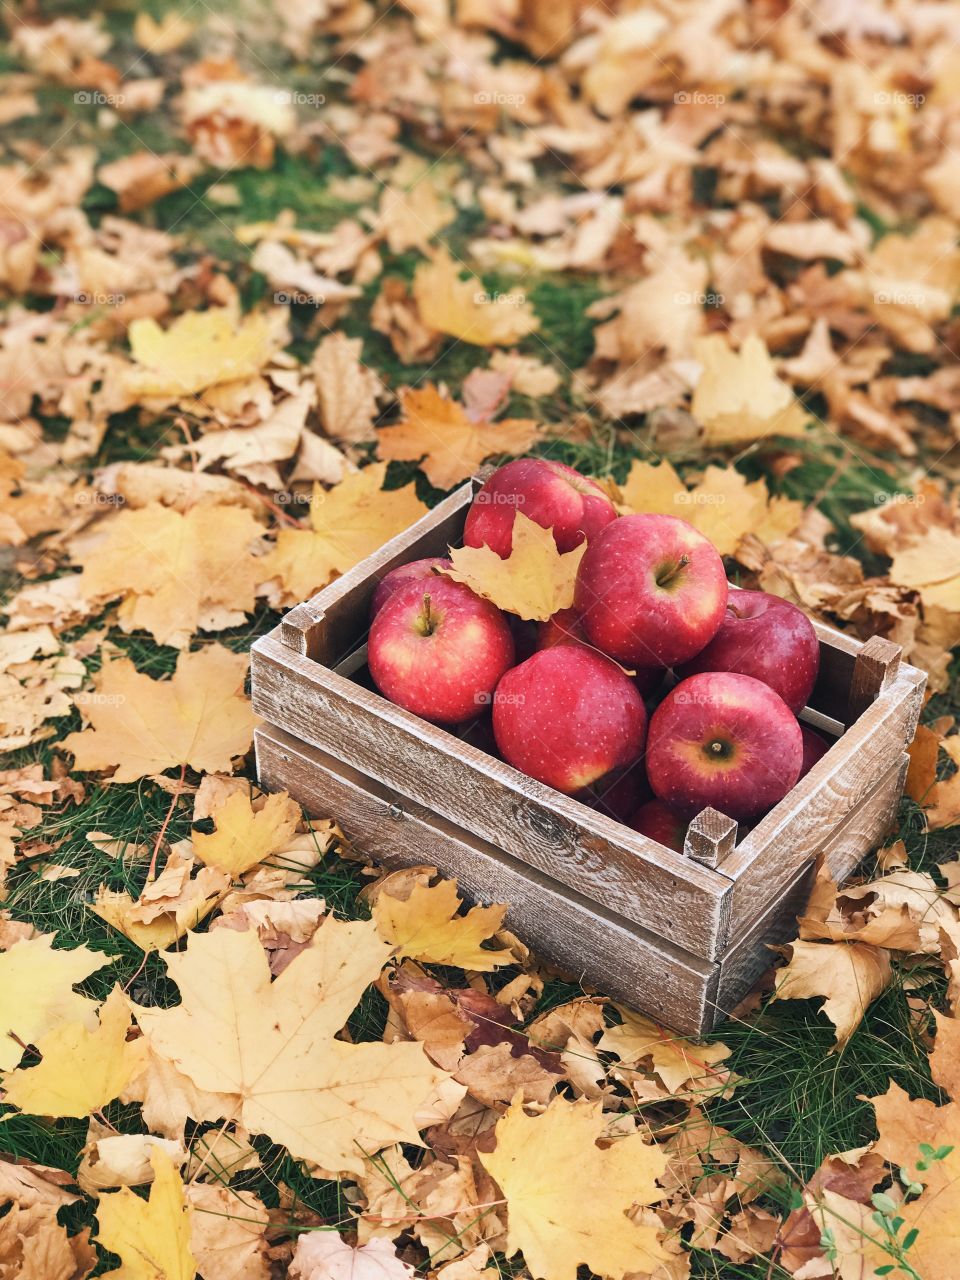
[[377, 384, 539, 491], [125, 309, 279, 399], [192, 788, 301, 875], [76, 503, 267, 649], [619, 461, 804, 556], [413, 248, 540, 347], [90, 859, 230, 952], [771, 940, 892, 1046], [2, 987, 146, 1118], [134, 921, 448, 1175], [96, 1150, 196, 1280], [692, 333, 808, 445], [263, 463, 428, 607], [187, 1182, 270, 1280], [445, 512, 586, 621], [312, 332, 382, 444], [480, 1095, 669, 1280], [598, 1006, 733, 1097], [373, 879, 511, 971], [61, 646, 257, 784], [888, 527, 960, 611], [0, 934, 112, 1071]]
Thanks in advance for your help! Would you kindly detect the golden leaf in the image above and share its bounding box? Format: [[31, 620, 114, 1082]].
[[192, 788, 301, 876], [770, 940, 892, 1046], [480, 1095, 669, 1280], [95, 1150, 196, 1280], [413, 249, 540, 346], [598, 1006, 733, 1098], [692, 334, 808, 444], [263, 463, 428, 607], [373, 879, 511, 971], [75, 503, 267, 649], [377, 384, 539, 490], [90, 851, 230, 952], [445, 512, 586, 621], [312, 332, 382, 444], [134, 921, 448, 1174], [61, 646, 258, 784], [125, 309, 280, 399], [2, 988, 146, 1119]]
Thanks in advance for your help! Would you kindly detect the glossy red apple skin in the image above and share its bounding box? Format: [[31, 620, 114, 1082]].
[[370, 557, 451, 620], [492, 647, 647, 795], [574, 514, 728, 668], [630, 799, 687, 852], [646, 671, 803, 821], [677, 589, 820, 713], [464, 458, 617, 559], [538, 607, 664, 697], [368, 578, 514, 725], [799, 724, 831, 777]]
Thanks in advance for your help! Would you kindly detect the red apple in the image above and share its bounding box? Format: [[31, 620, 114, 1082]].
[[369, 577, 514, 724], [538, 607, 589, 650], [492, 647, 646, 794], [575, 514, 727, 668], [630, 799, 687, 852], [646, 672, 803, 821], [677, 589, 820, 713], [464, 458, 617, 559], [370, 557, 451, 619], [799, 723, 831, 777]]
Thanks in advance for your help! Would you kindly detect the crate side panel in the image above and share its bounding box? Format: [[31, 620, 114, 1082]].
[[256, 723, 719, 1036]]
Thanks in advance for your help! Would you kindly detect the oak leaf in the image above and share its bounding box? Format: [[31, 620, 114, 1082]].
[[445, 512, 586, 621], [134, 920, 448, 1174], [413, 249, 540, 347], [0, 934, 111, 1071], [373, 878, 511, 970], [61, 646, 257, 783], [75, 503, 267, 648], [692, 334, 808, 444], [263, 463, 428, 607], [124, 309, 280, 399], [480, 1094, 669, 1280], [2, 987, 146, 1119], [377, 384, 539, 491], [192, 788, 301, 875], [770, 940, 892, 1046], [95, 1150, 196, 1280]]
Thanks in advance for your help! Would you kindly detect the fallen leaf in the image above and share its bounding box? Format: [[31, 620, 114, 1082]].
[[598, 1006, 734, 1098], [124, 309, 282, 399], [290, 1233, 414, 1279], [373, 878, 511, 970], [771, 940, 892, 1046], [692, 334, 808, 444], [480, 1095, 669, 1280], [444, 512, 586, 621], [312, 332, 382, 443], [77, 1124, 186, 1195], [377, 384, 539, 491], [186, 1182, 270, 1280], [95, 1149, 196, 1280], [61, 646, 258, 783], [192, 788, 301, 876], [413, 248, 539, 346]]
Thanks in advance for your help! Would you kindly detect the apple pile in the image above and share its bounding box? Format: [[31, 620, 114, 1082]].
[[367, 458, 828, 849]]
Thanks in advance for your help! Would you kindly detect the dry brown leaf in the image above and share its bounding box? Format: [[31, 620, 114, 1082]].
[[312, 332, 382, 443], [771, 940, 892, 1046]]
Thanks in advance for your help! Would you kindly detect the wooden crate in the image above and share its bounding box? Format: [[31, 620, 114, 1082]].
[[251, 477, 926, 1036]]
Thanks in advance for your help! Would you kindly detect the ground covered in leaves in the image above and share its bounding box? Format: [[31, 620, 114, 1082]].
[[2, 0, 960, 1276]]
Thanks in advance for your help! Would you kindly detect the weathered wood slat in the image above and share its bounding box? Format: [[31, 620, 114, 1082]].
[[251, 630, 732, 961], [255, 722, 721, 1035]]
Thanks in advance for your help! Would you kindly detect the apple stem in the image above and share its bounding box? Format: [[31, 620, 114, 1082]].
[[655, 555, 691, 590], [421, 593, 435, 636]]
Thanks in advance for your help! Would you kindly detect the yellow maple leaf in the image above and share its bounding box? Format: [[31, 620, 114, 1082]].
[[134, 921, 448, 1174], [888, 527, 960, 611], [618, 461, 803, 557], [597, 1006, 733, 1097], [373, 879, 511, 971], [445, 512, 586, 621], [2, 987, 146, 1118], [76, 503, 267, 649], [0, 934, 112, 1071], [91, 858, 230, 952], [413, 248, 540, 346], [125, 309, 280, 398], [377, 385, 540, 491], [480, 1095, 669, 1280], [263, 463, 428, 607], [771, 940, 892, 1047], [61, 646, 258, 784], [192, 788, 301, 876], [692, 333, 808, 445], [96, 1149, 196, 1280]]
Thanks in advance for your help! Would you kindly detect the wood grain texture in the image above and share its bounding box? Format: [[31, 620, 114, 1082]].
[[255, 722, 720, 1035], [683, 809, 738, 868], [251, 630, 732, 960], [846, 636, 902, 727]]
